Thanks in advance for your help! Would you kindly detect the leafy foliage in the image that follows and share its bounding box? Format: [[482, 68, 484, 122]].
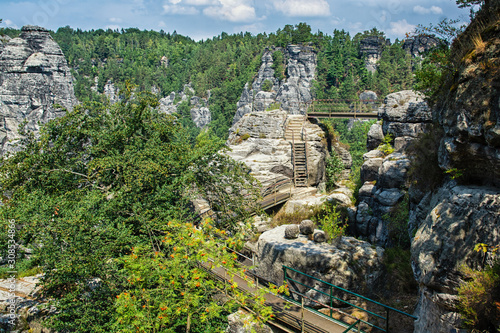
[[314, 204, 347, 241], [0, 88, 266, 332], [458, 262, 500, 331], [325, 151, 344, 190]]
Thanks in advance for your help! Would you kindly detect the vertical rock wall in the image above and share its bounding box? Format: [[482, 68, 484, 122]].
[[233, 45, 317, 124], [0, 26, 77, 155]]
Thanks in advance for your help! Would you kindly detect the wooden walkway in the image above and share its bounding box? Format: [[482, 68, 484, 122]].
[[306, 99, 380, 120], [201, 263, 349, 333]]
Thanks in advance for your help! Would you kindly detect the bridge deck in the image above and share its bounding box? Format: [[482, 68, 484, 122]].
[[307, 112, 378, 119]]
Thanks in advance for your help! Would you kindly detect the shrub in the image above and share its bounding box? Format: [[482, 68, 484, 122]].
[[261, 79, 273, 92], [383, 247, 417, 293], [458, 262, 500, 331], [241, 133, 251, 140], [377, 134, 394, 156], [325, 151, 344, 190], [382, 191, 410, 248], [313, 203, 348, 241]]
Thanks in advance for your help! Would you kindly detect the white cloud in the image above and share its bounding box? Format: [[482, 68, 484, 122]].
[[169, 0, 182, 4], [163, 4, 199, 14], [272, 0, 330, 17], [203, 0, 256, 22], [413, 5, 443, 15], [109, 17, 122, 23], [389, 19, 416, 38], [105, 24, 121, 30]]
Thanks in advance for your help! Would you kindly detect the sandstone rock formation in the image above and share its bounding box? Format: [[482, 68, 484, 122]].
[[158, 84, 211, 128], [0, 26, 77, 155], [409, 5, 500, 332], [359, 36, 390, 73], [255, 225, 384, 304], [352, 90, 431, 245], [403, 35, 441, 58], [411, 183, 500, 332], [227, 110, 326, 187], [233, 45, 316, 124]]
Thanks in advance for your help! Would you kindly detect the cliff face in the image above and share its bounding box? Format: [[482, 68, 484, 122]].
[[410, 4, 500, 332], [0, 26, 77, 155], [359, 36, 390, 73], [233, 45, 316, 124]]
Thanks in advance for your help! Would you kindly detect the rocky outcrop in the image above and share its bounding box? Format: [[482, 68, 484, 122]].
[[409, 5, 500, 332], [255, 225, 384, 303], [158, 84, 211, 128], [352, 90, 430, 245], [403, 35, 442, 58], [359, 36, 390, 73], [379, 90, 432, 151], [0, 25, 77, 155], [233, 45, 316, 124], [411, 183, 500, 332], [227, 111, 326, 187], [434, 11, 500, 187]]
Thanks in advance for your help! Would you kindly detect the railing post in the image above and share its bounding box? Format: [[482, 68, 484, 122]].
[[386, 308, 390, 332], [330, 285, 333, 317], [301, 296, 305, 333]]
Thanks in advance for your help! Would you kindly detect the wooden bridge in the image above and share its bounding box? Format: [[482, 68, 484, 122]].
[[306, 99, 381, 119]]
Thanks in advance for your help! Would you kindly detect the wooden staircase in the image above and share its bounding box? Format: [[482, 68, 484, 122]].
[[285, 116, 308, 187]]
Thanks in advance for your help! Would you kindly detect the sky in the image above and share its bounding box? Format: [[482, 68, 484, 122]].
[[0, 0, 471, 41]]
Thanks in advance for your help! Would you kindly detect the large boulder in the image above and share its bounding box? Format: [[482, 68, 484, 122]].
[[378, 90, 432, 146], [255, 225, 385, 303], [0, 25, 77, 155], [411, 183, 500, 332]]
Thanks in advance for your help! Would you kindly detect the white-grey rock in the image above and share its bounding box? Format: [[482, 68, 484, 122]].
[[411, 183, 500, 333], [0, 25, 77, 155], [377, 153, 410, 189], [360, 155, 383, 183], [299, 220, 314, 235], [226, 310, 272, 333], [366, 121, 384, 151], [313, 230, 327, 243], [284, 224, 300, 239], [255, 225, 385, 302], [233, 45, 316, 124]]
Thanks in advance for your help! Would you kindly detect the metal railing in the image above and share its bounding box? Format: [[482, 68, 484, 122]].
[[283, 265, 417, 332], [307, 99, 381, 118]]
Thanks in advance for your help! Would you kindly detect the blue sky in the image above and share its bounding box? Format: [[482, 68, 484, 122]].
[[0, 0, 470, 41]]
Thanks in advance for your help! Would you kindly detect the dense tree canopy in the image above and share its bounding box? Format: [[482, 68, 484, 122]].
[[0, 88, 269, 332]]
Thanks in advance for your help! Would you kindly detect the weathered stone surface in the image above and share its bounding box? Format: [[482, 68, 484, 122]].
[[233, 45, 316, 123], [411, 183, 500, 332], [227, 111, 327, 187], [158, 84, 211, 128], [0, 25, 77, 155], [334, 144, 352, 169], [403, 35, 442, 58], [299, 219, 314, 235], [359, 36, 390, 73], [313, 230, 327, 243], [360, 156, 383, 183], [284, 224, 300, 239], [366, 121, 384, 150], [378, 90, 431, 140], [227, 310, 272, 333], [255, 225, 385, 302], [377, 153, 410, 189], [374, 188, 404, 207]]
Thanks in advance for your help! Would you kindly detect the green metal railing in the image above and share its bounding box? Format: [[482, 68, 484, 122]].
[[283, 265, 417, 332]]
